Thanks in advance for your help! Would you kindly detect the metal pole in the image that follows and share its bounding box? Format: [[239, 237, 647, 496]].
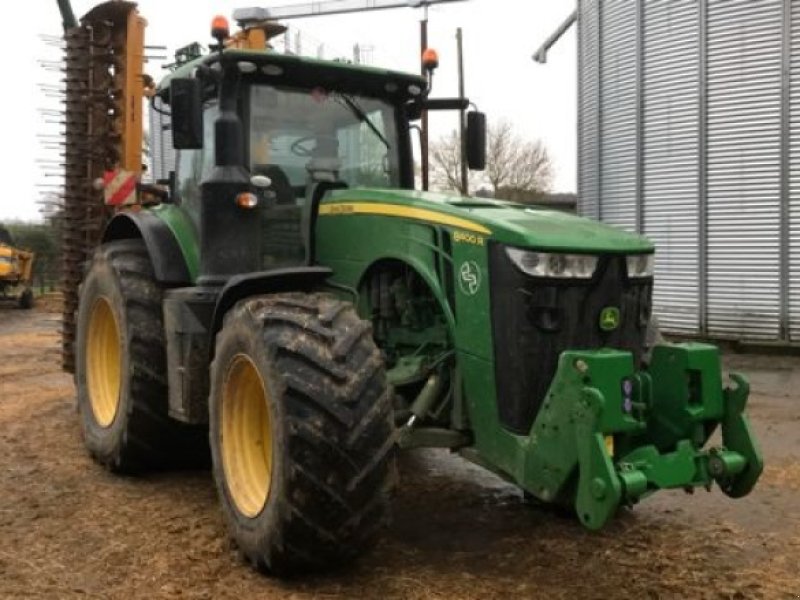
[[457, 27, 468, 195], [532, 10, 577, 64], [56, 0, 78, 31], [267, 0, 467, 21], [421, 10, 430, 191]]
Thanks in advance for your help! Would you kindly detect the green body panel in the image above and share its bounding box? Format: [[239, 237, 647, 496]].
[[316, 187, 653, 363], [314, 188, 762, 527], [316, 208, 455, 325], [148, 204, 201, 282], [319, 188, 654, 253]]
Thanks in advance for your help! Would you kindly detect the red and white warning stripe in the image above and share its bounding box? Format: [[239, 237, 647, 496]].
[[101, 169, 138, 207]]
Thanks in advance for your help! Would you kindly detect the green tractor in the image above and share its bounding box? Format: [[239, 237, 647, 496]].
[[68, 11, 762, 576]]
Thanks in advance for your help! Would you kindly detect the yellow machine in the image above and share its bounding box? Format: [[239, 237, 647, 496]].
[[0, 240, 35, 309]]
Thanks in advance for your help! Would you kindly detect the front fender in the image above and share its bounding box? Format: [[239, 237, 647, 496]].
[[356, 254, 456, 332], [209, 267, 333, 341]]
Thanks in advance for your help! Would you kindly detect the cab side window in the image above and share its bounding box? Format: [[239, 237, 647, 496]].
[[175, 104, 219, 229]]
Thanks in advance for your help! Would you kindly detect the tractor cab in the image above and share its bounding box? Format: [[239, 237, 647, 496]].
[[159, 49, 423, 272]]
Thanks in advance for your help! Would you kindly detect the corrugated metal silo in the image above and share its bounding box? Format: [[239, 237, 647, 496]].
[[577, 0, 800, 343]]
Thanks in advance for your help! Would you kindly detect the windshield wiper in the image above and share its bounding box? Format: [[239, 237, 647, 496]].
[[335, 93, 391, 150]]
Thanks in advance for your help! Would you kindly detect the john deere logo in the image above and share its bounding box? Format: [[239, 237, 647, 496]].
[[458, 261, 482, 296], [599, 307, 621, 331]]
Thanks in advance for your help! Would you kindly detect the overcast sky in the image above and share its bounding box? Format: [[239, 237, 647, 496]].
[[4, 0, 576, 222]]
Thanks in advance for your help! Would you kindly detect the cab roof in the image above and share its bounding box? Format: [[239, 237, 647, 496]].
[[157, 48, 427, 103]]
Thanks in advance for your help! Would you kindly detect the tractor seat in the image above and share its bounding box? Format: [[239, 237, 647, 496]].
[[253, 165, 295, 205]]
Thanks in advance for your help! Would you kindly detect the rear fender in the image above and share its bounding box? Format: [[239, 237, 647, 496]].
[[103, 211, 192, 285]]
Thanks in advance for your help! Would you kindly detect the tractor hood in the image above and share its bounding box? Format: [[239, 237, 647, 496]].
[[322, 188, 654, 254]]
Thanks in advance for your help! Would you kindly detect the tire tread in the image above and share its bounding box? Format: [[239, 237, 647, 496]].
[[213, 292, 395, 574], [79, 240, 206, 472]]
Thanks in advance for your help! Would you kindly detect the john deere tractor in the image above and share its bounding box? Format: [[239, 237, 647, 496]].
[[58, 2, 762, 576]]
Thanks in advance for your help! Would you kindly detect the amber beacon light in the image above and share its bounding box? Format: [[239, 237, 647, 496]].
[[211, 15, 230, 41], [422, 48, 439, 71]]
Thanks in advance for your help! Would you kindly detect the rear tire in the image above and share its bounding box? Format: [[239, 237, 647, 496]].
[[209, 293, 395, 575], [75, 240, 207, 472]]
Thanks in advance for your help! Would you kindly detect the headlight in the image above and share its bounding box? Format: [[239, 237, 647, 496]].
[[626, 254, 655, 278], [506, 248, 599, 279]]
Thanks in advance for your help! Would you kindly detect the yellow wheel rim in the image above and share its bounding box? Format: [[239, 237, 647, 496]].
[[221, 354, 273, 518], [86, 297, 122, 428]]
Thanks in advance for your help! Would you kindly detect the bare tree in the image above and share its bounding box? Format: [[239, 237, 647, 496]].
[[429, 119, 553, 201], [429, 130, 478, 194], [486, 120, 553, 200]]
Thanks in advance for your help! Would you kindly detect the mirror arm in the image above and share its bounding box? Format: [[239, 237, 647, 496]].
[[406, 97, 471, 121]]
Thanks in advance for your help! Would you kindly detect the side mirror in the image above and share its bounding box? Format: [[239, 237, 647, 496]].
[[466, 111, 487, 171], [170, 78, 203, 150]]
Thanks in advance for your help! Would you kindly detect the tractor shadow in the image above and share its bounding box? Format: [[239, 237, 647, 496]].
[[384, 449, 617, 555], [359, 448, 719, 587]]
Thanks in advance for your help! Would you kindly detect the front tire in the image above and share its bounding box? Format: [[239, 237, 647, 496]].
[[210, 293, 395, 575], [75, 240, 206, 472]]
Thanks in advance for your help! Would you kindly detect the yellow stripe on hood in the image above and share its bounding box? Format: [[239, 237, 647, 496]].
[[318, 202, 492, 235]]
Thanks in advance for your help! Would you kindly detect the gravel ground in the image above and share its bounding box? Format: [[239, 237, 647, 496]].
[[0, 305, 799, 599]]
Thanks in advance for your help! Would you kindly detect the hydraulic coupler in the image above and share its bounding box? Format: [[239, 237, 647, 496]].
[[521, 343, 763, 530]]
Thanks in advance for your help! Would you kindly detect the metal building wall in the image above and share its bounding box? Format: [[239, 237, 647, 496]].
[[790, 0, 800, 341], [577, 0, 799, 343], [578, 0, 601, 221], [642, 1, 700, 334], [706, 0, 783, 340], [598, 1, 637, 232]]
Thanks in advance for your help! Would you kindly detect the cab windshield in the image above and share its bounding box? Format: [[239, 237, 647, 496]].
[[248, 84, 402, 202]]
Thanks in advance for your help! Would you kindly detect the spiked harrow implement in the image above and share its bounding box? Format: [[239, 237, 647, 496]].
[[60, 1, 145, 371]]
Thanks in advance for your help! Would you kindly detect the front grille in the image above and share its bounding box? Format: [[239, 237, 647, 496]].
[[489, 242, 652, 434]]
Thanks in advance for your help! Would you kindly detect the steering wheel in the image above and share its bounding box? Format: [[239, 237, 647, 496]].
[[290, 136, 316, 157]]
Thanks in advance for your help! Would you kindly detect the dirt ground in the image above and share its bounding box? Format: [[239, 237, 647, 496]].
[[1, 305, 799, 599]]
